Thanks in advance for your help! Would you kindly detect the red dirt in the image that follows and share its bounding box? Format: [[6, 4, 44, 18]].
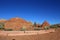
[[0, 28, 60, 40]]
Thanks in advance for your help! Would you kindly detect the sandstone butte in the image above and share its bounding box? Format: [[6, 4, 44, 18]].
[[0, 17, 50, 31], [41, 21, 50, 28]]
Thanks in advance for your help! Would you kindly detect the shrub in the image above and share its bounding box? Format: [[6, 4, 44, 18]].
[[50, 25, 58, 28], [20, 26, 26, 31], [44, 26, 50, 30], [0, 22, 5, 30]]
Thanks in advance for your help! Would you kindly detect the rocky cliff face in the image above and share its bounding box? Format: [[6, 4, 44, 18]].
[[0, 18, 50, 31], [4, 17, 33, 30], [41, 21, 50, 28]]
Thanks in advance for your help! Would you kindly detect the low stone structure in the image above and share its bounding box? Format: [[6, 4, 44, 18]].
[[0, 29, 55, 36]]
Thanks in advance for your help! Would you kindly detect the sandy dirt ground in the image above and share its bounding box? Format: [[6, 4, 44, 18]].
[[0, 28, 60, 40]]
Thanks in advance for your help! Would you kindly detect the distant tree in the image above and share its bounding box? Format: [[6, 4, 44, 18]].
[[34, 22, 36, 27]]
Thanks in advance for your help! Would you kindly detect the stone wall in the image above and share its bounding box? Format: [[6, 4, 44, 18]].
[[0, 29, 55, 36]]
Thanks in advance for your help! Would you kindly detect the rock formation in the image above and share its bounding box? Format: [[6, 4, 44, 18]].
[[4, 17, 33, 30], [0, 18, 51, 31], [0, 19, 7, 23], [41, 21, 50, 28]]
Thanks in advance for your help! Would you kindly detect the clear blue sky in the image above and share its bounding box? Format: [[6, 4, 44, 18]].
[[0, 0, 60, 24]]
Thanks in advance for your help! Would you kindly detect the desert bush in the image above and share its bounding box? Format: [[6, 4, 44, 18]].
[[20, 26, 26, 31], [0, 22, 5, 30], [50, 25, 58, 28], [44, 26, 50, 30]]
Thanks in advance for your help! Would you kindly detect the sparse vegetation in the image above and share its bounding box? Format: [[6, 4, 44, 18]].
[[20, 26, 26, 31], [0, 22, 5, 30], [50, 25, 58, 28], [44, 26, 50, 30], [0, 18, 60, 31]]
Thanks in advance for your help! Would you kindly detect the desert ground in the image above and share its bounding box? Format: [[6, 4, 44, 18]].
[[0, 28, 60, 40]]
